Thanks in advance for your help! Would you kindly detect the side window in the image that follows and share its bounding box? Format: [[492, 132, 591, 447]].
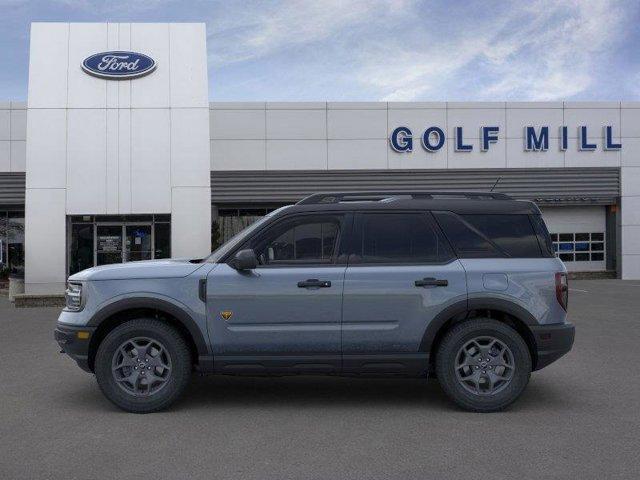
[[461, 214, 542, 258], [433, 212, 500, 258], [247, 215, 342, 266], [354, 212, 454, 264]]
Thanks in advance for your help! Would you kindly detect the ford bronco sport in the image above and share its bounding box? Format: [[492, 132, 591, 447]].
[[55, 191, 575, 413]]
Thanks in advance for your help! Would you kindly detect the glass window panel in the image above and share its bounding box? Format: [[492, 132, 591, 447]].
[[559, 253, 574, 261], [559, 233, 573, 242], [434, 212, 498, 258], [360, 213, 454, 264], [69, 224, 94, 275], [575, 233, 589, 241], [591, 252, 604, 261], [591, 242, 604, 252], [575, 242, 589, 251], [550, 233, 559, 241], [558, 243, 573, 252], [154, 223, 171, 259], [575, 253, 590, 261], [591, 233, 604, 241], [7, 214, 24, 275], [460, 214, 542, 258]]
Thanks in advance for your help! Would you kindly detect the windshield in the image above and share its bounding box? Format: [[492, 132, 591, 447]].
[[204, 205, 292, 263]]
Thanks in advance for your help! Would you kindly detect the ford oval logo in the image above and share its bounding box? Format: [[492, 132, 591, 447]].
[[82, 51, 156, 80]]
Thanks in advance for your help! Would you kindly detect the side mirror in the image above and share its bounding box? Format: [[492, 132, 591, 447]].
[[229, 249, 258, 271]]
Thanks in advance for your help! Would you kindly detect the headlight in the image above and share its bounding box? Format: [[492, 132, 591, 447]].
[[65, 282, 84, 311]]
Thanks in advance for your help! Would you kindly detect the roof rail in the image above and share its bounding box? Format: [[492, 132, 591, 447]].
[[296, 191, 512, 205]]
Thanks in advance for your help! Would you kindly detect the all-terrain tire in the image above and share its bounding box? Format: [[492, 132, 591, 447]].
[[435, 318, 531, 412], [95, 319, 192, 413]]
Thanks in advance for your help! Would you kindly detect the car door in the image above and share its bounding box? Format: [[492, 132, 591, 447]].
[[207, 212, 351, 374], [341, 211, 467, 375]]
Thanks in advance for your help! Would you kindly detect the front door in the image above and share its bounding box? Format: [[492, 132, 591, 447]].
[[125, 225, 152, 262], [96, 225, 123, 266], [207, 213, 350, 374], [341, 212, 468, 374]]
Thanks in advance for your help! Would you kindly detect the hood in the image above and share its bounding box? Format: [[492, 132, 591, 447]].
[[68, 258, 205, 281]]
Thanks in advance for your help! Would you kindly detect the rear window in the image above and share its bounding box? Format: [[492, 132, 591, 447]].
[[434, 212, 543, 258]]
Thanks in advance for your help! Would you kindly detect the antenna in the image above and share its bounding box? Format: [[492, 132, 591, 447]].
[[490, 176, 502, 192]]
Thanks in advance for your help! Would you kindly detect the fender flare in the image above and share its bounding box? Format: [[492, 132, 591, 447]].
[[419, 297, 538, 352], [88, 296, 209, 356]]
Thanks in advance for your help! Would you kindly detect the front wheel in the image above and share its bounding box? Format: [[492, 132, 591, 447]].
[[435, 319, 531, 412], [94, 319, 192, 413]]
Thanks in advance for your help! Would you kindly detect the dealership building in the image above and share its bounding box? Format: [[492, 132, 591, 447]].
[[1, 22, 640, 295]]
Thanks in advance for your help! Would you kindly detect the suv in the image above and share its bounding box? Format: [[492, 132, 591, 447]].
[[55, 191, 574, 413]]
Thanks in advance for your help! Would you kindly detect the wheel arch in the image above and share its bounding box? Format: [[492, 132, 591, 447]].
[[87, 297, 210, 372], [421, 298, 539, 371]]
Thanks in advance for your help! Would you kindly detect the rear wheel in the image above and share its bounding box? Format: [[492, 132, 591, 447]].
[[95, 319, 192, 413], [435, 319, 531, 412]]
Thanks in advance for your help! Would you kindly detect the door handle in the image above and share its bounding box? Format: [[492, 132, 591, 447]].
[[414, 277, 448, 287], [297, 279, 331, 288]]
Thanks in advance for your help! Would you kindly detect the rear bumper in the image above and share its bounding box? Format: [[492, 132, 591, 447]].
[[54, 323, 96, 373], [531, 322, 575, 371]]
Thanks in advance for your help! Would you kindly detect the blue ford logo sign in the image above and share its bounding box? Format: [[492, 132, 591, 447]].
[[82, 51, 156, 80]]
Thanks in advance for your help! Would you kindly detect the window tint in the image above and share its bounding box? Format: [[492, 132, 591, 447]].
[[355, 213, 453, 264], [433, 212, 499, 258], [530, 214, 554, 258], [249, 216, 341, 265], [435, 212, 543, 258]]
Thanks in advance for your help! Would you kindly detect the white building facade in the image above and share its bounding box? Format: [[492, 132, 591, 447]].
[[1, 22, 639, 294]]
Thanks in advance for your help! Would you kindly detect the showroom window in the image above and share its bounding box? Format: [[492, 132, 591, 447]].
[[550, 232, 605, 262], [68, 215, 171, 275], [0, 210, 25, 279]]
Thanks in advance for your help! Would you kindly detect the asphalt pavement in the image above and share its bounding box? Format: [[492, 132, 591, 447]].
[[1, 279, 639, 479]]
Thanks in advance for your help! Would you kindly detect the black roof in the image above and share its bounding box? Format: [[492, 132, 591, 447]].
[[278, 191, 541, 215]]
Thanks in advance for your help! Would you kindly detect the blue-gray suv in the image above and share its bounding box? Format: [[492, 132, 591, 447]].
[[55, 191, 575, 413]]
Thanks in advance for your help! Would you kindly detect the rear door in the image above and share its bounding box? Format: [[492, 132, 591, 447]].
[[207, 212, 350, 374], [341, 211, 467, 374]]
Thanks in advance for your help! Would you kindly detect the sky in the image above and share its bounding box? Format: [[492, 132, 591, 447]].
[[1, 0, 639, 102]]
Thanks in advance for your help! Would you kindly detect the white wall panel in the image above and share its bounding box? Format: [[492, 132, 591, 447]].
[[506, 138, 565, 168], [0, 110, 9, 140], [171, 108, 210, 187], [171, 186, 211, 258], [66, 109, 107, 214], [118, 23, 132, 109], [564, 107, 620, 138], [28, 23, 68, 108], [506, 108, 563, 138], [10, 109, 27, 140], [266, 109, 326, 139], [211, 140, 265, 170], [24, 188, 66, 293], [130, 108, 171, 212], [621, 108, 640, 138], [387, 108, 447, 139], [0, 141, 9, 171], [67, 23, 108, 109], [564, 143, 620, 168], [328, 140, 387, 169], [117, 109, 132, 213], [621, 138, 640, 167], [25, 109, 67, 189], [169, 23, 208, 107], [266, 140, 327, 170], [131, 23, 170, 108], [106, 23, 119, 108], [388, 145, 445, 169], [105, 109, 119, 212], [327, 109, 386, 139], [10, 141, 26, 172], [447, 108, 506, 140], [210, 109, 265, 140]]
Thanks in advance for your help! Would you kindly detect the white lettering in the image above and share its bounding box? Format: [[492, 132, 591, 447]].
[[97, 55, 140, 72]]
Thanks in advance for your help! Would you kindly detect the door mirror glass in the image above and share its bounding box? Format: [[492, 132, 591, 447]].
[[230, 249, 258, 271]]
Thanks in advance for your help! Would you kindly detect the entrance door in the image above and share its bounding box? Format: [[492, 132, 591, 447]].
[[96, 225, 123, 266], [125, 225, 152, 262]]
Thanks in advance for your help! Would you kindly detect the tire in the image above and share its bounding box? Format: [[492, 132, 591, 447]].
[[95, 319, 192, 413], [435, 319, 531, 412]]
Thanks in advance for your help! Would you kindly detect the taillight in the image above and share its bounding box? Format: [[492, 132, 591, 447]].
[[555, 272, 568, 311]]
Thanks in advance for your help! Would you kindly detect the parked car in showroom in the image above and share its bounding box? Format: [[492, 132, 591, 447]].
[[55, 191, 574, 413]]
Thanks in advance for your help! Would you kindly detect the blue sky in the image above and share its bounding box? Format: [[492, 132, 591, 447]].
[[1, 0, 639, 101]]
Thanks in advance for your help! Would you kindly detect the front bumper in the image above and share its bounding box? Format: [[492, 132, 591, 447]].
[[531, 322, 575, 371], [54, 323, 97, 373]]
